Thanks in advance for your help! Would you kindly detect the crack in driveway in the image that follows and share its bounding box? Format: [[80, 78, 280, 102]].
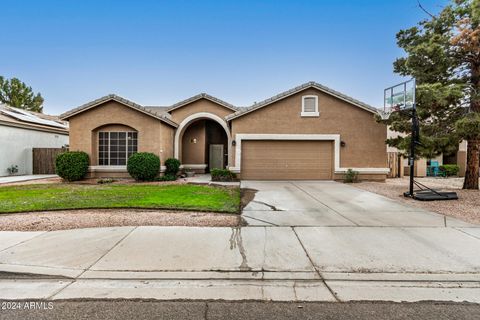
[[251, 200, 283, 211]]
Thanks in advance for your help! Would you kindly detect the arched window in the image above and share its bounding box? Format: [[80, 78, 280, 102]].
[[98, 131, 137, 165]]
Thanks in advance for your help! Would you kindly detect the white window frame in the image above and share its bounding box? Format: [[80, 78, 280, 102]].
[[301, 95, 319, 117], [97, 131, 137, 166]]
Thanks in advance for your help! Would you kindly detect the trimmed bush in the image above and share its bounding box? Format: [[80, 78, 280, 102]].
[[439, 164, 460, 177], [343, 168, 359, 183], [165, 158, 181, 176], [127, 152, 160, 181], [55, 151, 89, 181], [211, 168, 237, 182]]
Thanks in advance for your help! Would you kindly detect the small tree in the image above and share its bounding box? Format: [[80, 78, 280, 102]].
[[0, 76, 44, 112]]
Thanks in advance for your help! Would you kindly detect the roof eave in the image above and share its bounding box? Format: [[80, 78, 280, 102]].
[[60, 95, 178, 128]]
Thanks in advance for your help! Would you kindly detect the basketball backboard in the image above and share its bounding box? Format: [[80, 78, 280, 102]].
[[383, 78, 416, 117]]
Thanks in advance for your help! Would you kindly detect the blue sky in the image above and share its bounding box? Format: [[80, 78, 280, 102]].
[[1, 0, 446, 114]]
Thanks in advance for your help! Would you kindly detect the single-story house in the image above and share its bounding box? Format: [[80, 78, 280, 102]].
[[0, 104, 69, 176], [60, 82, 389, 180]]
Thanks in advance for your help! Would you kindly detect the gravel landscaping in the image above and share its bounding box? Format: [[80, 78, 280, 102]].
[[354, 177, 480, 225], [0, 209, 243, 231]]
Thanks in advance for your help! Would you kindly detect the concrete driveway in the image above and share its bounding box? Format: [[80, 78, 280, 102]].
[[241, 181, 472, 227]]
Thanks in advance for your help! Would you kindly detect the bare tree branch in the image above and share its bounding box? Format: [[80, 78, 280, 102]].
[[417, 0, 436, 19]]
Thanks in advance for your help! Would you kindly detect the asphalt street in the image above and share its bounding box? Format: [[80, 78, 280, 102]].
[[0, 300, 479, 320]]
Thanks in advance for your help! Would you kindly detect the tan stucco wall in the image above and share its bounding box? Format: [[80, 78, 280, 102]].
[[68, 101, 174, 166], [230, 88, 387, 170], [169, 98, 234, 124], [181, 120, 206, 164]]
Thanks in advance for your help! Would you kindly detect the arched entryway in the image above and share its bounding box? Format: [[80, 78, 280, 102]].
[[174, 112, 231, 172]]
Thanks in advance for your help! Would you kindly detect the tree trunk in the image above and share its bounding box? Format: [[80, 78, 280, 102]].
[[463, 61, 480, 189], [463, 139, 479, 189]]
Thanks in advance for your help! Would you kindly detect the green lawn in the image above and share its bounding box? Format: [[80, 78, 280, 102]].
[[0, 184, 240, 214]]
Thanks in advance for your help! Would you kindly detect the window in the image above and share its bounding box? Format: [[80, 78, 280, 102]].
[[99, 131, 137, 165], [301, 95, 319, 117]]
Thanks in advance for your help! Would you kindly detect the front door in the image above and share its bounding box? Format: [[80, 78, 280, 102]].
[[209, 144, 224, 170]]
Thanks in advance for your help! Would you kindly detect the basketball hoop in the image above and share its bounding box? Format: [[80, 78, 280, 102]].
[[382, 78, 457, 201], [382, 79, 416, 119]]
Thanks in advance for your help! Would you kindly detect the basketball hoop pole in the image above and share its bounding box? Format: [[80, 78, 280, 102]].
[[405, 78, 417, 198], [405, 106, 418, 197]]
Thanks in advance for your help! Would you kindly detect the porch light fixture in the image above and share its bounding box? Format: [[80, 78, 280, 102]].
[[232, 140, 236, 146], [340, 141, 346, 147], [191, 138, 197, 144]]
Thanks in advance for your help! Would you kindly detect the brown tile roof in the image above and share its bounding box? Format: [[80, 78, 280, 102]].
[[60, 94, 178, 127], [167, 93, 237, 112]]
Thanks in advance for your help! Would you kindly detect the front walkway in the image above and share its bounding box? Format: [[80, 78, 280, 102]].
[[0, 174, 57, 184], [183, 173, 240, 186], [0, 181, 479, 302]]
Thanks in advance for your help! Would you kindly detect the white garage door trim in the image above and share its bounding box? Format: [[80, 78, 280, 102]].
[[229, 134, 389, 174]]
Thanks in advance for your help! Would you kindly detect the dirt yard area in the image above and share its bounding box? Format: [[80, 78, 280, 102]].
[[0, 209, 243, 231], [355, 177, 480, 225]]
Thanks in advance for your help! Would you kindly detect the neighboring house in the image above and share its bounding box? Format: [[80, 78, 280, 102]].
[[387, 128, 468, 177], [60, 82, 389, 180], [0, 104, 69, 176]]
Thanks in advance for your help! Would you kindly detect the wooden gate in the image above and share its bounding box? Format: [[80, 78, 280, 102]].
[[32, 148, 63, 174], [387, 152, 403, 178]]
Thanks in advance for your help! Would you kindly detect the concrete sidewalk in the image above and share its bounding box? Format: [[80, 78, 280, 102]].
[[1, 225, 479, 302]]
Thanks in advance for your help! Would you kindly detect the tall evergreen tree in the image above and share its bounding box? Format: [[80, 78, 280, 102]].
[[384, 0, 480, 189], [0, 76, 44, 113]]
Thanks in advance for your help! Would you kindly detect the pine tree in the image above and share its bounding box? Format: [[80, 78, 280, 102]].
[[0, 76, 44, 113], [384, 0, 480, 189]]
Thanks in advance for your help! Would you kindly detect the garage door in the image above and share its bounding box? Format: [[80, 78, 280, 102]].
[[241, 140, 333, 180]]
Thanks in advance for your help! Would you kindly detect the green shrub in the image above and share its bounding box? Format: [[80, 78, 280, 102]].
[[211, 168, 237, 182], [127, 152, 160, 181], [165, 158, 181, 176], [156, 173, 177, 181], [55, 151, 89, 181], [439, 164, 460, 177], [344, 169, 359, 183]]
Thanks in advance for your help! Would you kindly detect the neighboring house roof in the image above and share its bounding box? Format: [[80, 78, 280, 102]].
[[226, 81, 381, 121], [60, 94, 178, 127], [144, 106, 170, 114], [167, 93, 237, 113], [0, 104, 69, 134], [143, 106, 173, 120]]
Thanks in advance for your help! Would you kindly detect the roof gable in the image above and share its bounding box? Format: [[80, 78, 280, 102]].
[[226, 82, 380, 121], [60, 94, 178, 127], [167, 93, 237, 113]]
